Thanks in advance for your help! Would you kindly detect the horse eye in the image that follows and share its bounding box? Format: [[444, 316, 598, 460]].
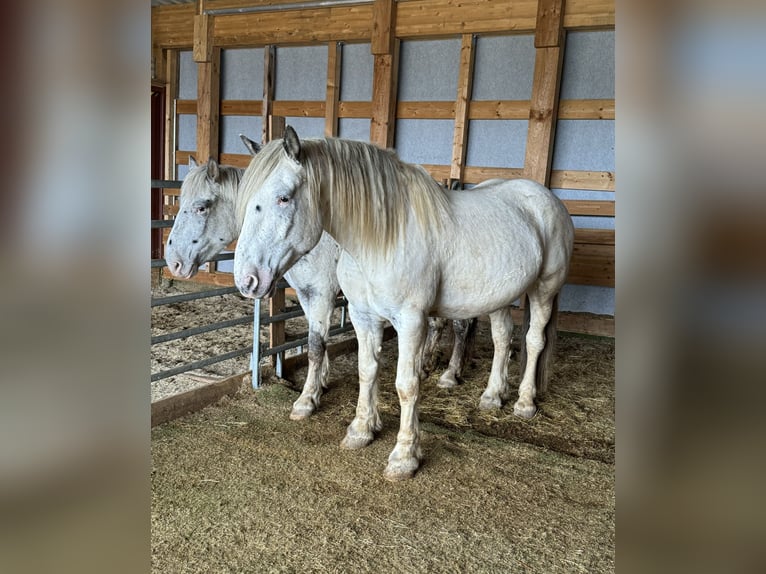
[[277, 196, 290, 205], [196, 205, 206, 214]]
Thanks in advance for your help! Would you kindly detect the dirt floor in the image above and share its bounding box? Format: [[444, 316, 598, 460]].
[[151, 281, 615, 573]]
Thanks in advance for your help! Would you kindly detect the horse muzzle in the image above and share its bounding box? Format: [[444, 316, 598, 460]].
[[235, 267, 276, 299]]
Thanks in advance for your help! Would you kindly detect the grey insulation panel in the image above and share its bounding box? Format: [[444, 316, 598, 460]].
[[466, 120, 528, 168], [472, 34, 536, 100], [178, 50, 197, 99], [340, 43, 373, 101], [398, 39, 462, 101], [394, 119, 455, 165], [220, 116, 263, 155], [275, 46, 328, 101], [339, 118, 371, 142], [221, 48, 264, 101], [560, 30, 615, 99]]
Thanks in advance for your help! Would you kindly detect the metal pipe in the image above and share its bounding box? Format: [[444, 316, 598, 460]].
[[152, 220, 175, 229], [151, 251, 234, 269], [251, 298, 262, 388], [151, 179, 182, 188], [262, 322, 354, 357], [151, 286, 239, 308], [151, 315, 253, 345], [151, 346, 252, 382], [205, 0, 373, 17]]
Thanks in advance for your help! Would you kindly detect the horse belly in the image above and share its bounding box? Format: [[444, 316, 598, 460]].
[[432, 237, 542, 319]]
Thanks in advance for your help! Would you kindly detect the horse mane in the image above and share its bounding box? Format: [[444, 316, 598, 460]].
[[237, 135, 452, 254], [182, 163, 242, 200]]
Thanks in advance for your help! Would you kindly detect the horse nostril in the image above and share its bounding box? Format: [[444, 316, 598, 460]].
[[169, 260, 182, 275], [243, 274, 258, 293]]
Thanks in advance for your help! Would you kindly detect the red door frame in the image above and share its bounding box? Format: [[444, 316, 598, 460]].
[[151, 84, 166, 259]]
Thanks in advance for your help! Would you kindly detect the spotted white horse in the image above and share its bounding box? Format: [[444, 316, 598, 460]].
[[164, 136, 475, 420], [233, 127, 574, 480]]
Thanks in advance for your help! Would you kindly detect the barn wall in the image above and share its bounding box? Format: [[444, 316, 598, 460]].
[[155, 0, 616, 335]]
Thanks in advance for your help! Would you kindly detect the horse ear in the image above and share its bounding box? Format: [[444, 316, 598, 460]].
[[239, 134, 261, 157], [206, 158, 220, 181], [189, 156, 198, 168], [283, 125, 301, 162]]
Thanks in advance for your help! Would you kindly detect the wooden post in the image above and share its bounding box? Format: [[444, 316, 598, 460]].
[[450, 33, 476, 186], [523, 0, 566, 186], [262, 45, 278, 144], [195, 47, 220, 162], [163, 50, 179, 182], [325, 41, 342, 137], [370, 0, 398, 148]]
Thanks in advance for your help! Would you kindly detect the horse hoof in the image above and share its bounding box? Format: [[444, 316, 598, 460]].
[[437, 372, 459, 389], [513, 402, 537, 419], [383, 458, 419, 481], [340, 431, 373, 450], [479, 394, 503, 410], [289, 400, 316, 420]]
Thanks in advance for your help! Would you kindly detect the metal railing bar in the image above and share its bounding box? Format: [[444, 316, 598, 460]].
[[261, 322, 355, 357], [151, 179, 182, 188], [151, 286, 240, 307], [152, 220, 175, 229], [152, 315, 253, 345], [151, 346, 252, 382], [152, 252, 234, 269]]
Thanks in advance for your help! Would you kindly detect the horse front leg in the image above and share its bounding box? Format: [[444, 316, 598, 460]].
[[479, 308, 513, 410], [384, 313, 427, 481], [340, 305, 384, 450], [289, 289, 335, 420], [438, 318, 478, 388]]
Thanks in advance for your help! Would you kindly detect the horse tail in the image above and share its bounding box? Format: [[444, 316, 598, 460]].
[[518, 293, 559, 397]]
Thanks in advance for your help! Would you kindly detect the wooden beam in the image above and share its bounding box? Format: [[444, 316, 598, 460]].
[[164, 50, 179, 181], [550, 169, 615, 191], [523, 44, 564, 186], [272, 101, 325, 118], [395, 0, 538, 38], [196, 47, 221, 162], [464, 166, 524, 183], [535, 0, 566, 48], [220, 100, 263, 116], [370, 47, 399, 148], [450, 34, 476, 184], [338, 101, 372, 118], [369, 0, 398, 148], [397, 101, 455, 119], [193, 14, 214, 62], [219, 152, 252, 168], [372, 0, 397, 55], [269, 288, 286, 369], [468, 100, 529, 120], [325, 41, 342, 137], [152, 1, 614, 50], [563, 199, 614, 216], [151, 371, 246, 427], [559, 98, 614, 120], [262, 45, 277, 143]]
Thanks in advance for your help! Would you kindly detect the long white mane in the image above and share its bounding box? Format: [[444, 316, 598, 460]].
[[181, 163, 242, 200], [238, 136, 452, 254]]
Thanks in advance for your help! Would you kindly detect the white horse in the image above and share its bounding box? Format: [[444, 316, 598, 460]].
[[233, 127, 575, 481], [164, 136, 475, 421]]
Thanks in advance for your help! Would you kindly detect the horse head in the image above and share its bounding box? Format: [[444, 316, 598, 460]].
[[234, 126, 324, 299]]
